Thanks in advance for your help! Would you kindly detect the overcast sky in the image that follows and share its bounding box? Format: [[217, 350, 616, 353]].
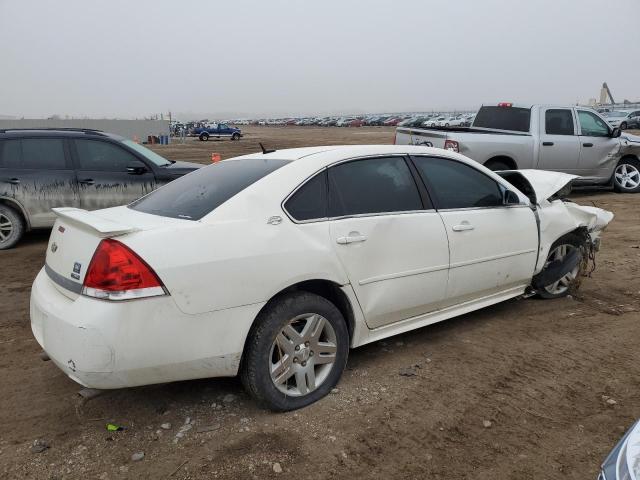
[[1, 0, 638, 120]]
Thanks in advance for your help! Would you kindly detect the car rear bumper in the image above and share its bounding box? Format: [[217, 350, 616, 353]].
[[30, 268, 265, 389]]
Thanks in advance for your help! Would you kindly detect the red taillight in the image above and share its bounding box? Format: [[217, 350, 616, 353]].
[[444, 140, 459, 152], [83, 239, 166, 300], [497, 102, 513, 107]]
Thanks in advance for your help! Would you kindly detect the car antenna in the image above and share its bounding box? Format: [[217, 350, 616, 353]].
[[259, 142, 276, 154]]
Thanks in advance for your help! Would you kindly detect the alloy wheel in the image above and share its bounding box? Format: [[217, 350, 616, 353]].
[[614, 163, 640, 190], [543, 244, 580, 295], [0, 213, 13, 243], [269, 313, 337, 396]]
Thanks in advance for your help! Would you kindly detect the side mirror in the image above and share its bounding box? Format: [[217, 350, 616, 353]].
[[611, 127, 622, 138], [503, 189, 520, 206]]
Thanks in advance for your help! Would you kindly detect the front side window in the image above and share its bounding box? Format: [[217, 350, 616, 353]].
[[131, 158, 289, 220], [545, 109, 574, 135], [284, 170, 327, 221], [413, 156, 503, 209], [75, 139, 144, 171], [328, 156, 422, 217], [578, 111, 610, 137]]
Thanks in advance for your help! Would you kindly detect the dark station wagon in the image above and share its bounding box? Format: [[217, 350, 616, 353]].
[[0, 128, 201, 249]]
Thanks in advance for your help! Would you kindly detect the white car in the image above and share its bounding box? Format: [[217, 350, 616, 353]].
[[30, 145, 613, 411], [425, 116, 445, 127]]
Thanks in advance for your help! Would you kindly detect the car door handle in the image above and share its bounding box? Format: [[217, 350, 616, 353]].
[[79, 179, 95, 185], [583, 142, 594, 147], [336, 233, 368, 244], [542, 142, 554, 146], [452, 222, 474, 232], [3, 178, 20, 185]]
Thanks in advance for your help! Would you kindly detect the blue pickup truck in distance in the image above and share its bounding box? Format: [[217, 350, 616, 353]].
[[191, 123, 243, 141]]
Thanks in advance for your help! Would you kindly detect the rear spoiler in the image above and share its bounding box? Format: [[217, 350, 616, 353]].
[[52, 208, 139, 237]]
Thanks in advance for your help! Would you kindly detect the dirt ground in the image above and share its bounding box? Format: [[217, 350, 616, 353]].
[[1, 126, 639, 480]]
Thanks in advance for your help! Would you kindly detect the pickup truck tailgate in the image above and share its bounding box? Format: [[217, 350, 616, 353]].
[[396, 127, 448, 148]]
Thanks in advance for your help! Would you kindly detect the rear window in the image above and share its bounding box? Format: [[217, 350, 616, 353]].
[[130, 158, 289, 220], [473, 106, 531, 132]]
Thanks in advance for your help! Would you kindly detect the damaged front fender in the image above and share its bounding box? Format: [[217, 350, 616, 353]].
[[535, 201, 614, 274]]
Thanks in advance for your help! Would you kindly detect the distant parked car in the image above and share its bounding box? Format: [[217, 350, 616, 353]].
[[192, 123, 243, 141], [603, 110, 640, 130], [0, 128, 201, 249], [425, 116, 445, 127]]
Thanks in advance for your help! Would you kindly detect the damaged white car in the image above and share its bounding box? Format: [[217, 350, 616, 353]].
[[30, 145, 613, 411]]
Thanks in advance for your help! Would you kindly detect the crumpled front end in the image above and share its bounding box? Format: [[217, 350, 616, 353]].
[[535, 200, 614, 275]]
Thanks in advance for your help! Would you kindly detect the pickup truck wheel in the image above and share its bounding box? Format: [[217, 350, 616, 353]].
[[0, 204, 24, 250], [484, 159, 512, 172], [231, 133, 240, 141], [241, 292, 349, 411], [199, 133, 209, 141], [613, 158, 640, 193], [536, 233, 583, 299]]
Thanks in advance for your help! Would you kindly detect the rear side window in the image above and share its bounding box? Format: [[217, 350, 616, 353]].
[[413, 156, 503, 209], [328, 157, 422, 217], [75, 139, 144, 171], [0, 140, 21, 168], [284, 171, 327, 221], [473, 106, 531, 132], [130, 158, 289, 220], [545, 109, 574, 135], [0, 139, 68, 169]]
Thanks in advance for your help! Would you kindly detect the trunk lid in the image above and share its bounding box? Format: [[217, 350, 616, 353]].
[[44, 207, 185, 299]]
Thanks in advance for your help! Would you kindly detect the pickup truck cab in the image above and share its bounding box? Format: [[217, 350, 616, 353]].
[[395, 103, 640, 193], [192, 123, 243, 141]]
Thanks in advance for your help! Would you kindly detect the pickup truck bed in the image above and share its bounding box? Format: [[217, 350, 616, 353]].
[[395, 103, 640, 192]]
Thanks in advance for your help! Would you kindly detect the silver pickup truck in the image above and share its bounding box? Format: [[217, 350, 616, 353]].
[[395, 103, 640, 193]]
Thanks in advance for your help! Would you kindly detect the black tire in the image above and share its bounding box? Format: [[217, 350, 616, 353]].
[[535, 232, 584, 299], [199, 133, 209, 141], [0, 204, 25, 250], [231, 133, 240, 141], [241, 291, 349, 411], [620, 122, 627, 130], [613, 157, 640, 193], [484, 159, 512, 171]]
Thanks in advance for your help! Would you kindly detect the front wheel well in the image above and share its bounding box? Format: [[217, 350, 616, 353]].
[[484, 156, 517, 171]]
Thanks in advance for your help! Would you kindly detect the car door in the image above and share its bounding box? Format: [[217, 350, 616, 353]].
[[0, 137, 79, 228], [411, 155, 538, 307], [536, 108, 580, 172], [72, 138, 156, 210], [327, 155, 450, 329], [576, 109, 620, 181]]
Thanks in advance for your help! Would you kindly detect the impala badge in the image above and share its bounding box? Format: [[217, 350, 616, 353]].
[[50, 242, 58, 253], [71, 262, 82, 280]]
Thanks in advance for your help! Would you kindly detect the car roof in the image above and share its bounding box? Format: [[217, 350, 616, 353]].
[[231, 144, 466, 163], [0, 128, 124, 140]]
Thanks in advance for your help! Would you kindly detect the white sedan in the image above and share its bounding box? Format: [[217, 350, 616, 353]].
[[30, 145, 613, 411]]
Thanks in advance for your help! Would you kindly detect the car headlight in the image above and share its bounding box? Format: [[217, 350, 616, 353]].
[[601, 420, 640, 480]]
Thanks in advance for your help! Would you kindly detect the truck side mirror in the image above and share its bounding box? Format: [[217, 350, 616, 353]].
[[611, 127, 622, 138]]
